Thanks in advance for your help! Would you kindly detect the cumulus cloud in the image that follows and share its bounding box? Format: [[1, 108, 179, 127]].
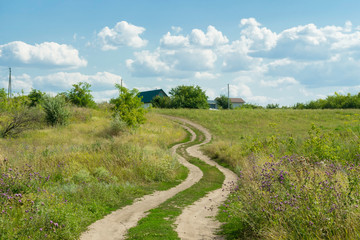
[[190, 25, 229, 47], [33, 71, 123, 92], [160, 32, 189, 48], [126, 50, 170, 77], [97, 21, 148, 50], [0, 41, 87, 68], [260, 77, 299, 87], [239, 18, 277, 51], [194, 72, 219, 80]]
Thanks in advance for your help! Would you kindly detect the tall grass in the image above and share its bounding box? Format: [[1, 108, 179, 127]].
[[156, 108, 360, 239], [0, 108, 187, 239]]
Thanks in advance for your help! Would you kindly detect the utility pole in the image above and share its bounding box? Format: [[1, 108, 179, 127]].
[[227, 83, 230, 110], [8, 67, 12, 99]]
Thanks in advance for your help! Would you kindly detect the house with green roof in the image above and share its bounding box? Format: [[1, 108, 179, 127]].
[[138, 89, 168, 108]]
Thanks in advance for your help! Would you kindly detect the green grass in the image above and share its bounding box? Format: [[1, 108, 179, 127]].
[[126, 124, 225, 240], [154, 108, 360, 239], [0, 108, 189, 239]]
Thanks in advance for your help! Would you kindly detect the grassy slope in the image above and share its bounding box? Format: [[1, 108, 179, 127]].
[[155, 108, 360, 239], [0, 109, 188, 239]]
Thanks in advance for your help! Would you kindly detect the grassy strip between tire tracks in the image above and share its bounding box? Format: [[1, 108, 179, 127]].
[[126, 123, 225, 239]]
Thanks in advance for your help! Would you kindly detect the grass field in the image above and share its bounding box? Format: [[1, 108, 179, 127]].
[[0, 108, 188, 239], [155, 108, 360, 239]]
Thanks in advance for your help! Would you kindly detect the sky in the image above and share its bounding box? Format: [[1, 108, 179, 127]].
[[1, 0, 360, 106]]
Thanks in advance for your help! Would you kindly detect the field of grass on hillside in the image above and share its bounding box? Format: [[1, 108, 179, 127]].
[[156, 108, 360, 239], [0, 108, 187, 239]]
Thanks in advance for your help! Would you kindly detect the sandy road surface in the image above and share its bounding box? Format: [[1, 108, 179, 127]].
[[80, 116, 237, 240], [172, 117, 238, 240], [80, 124, 202, 240]]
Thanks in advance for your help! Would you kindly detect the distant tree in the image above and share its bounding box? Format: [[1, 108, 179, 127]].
[[169, 85, 208, 109], [240, 103, 264, 109], [28, 89, 45, 107], [266, 103, 279, 109], [215, 95, 232, 109], [110, 84, 146, 128], [65, 82, 96, 108], [151, 95, 172, 108]]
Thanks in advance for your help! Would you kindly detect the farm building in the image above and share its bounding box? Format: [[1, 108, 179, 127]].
[[230, 98, 245, 108], [138, 89, 168, 108], [208, 98, 246, 109]]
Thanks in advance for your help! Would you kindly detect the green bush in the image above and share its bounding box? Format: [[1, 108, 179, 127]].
[[169, 85, 208, 109], [64, 82, 96, 108], [28, 89, 45, 107], [42, 96, 70, 126], [110, 85, 146, 128]]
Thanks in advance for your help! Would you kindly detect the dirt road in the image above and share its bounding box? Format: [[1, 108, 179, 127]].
[[80, 117, 237, 240]]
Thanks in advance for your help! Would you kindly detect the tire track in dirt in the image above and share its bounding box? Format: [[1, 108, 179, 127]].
[[80, 124, 202, 240], [171, 117, 238, 240]]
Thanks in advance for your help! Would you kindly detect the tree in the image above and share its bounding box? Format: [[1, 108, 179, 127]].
[[110, 84, 146, 128], [169, 85, 208, 109], [215, 95, 232, 109], [66, 82, 96, 108], [28, 89, 45, 107], [151, 95, 172, 108]]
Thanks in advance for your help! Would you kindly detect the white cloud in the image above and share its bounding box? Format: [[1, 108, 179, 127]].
[[126, 50, 170, 77], [190, 25, 229, 47], [0, 41, 87, 68], [260, 77, 299, 87], [160, 32, 189, 48], [240, 18, 278, 51], [33, 71, 123, 92], [171, 26, 183, 34], [194, 72, 218, 80], [97, 21, 148, 50]]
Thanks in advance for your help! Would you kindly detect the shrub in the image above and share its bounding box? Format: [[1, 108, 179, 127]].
[[0, 107, 43, 138], [42, 96, 70, 126], [169, 85, 208, 109], [64, 82, 96, 108], [28, 89, 45, 107], [110, 84, 146, 128], [109, 115, 127, 136], [215, 95, 233, 109]]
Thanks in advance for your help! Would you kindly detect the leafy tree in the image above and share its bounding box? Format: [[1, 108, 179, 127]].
[[215, 95, 232, 109], [110, 84, 146, 128], [169, 85, 208, 109], [151, 95, 172, 108], [66, 82, 96, 108], [28, 89, 45, 107]]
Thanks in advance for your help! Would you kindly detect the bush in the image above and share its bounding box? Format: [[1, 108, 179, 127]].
[[0, 107, 43, 138], [215, 95, 233, 109], [109, 115, 128, 136], [28, 89, 45, 107], [42, 96, 70, 126], [169, 85, 208, 109], [110, 85, 146, 128], [64, 82, 96, 108]]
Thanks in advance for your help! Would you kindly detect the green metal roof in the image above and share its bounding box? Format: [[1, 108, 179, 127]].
[[138, 89, 168, 103]]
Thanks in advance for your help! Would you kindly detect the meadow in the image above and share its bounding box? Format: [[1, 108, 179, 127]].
[[0, 107, 187, 239], [156, 108, 360, 239]]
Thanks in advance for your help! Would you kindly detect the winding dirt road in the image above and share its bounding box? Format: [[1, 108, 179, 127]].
[[80, 117, 237, 240]]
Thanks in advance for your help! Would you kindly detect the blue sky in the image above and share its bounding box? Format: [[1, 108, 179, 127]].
[[1, 0, 360, 106]]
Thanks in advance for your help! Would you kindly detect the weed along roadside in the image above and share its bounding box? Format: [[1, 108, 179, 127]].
[[80, 121, 203, 239], [155, 108, 360, 239], [126, 118, 228, 239]]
